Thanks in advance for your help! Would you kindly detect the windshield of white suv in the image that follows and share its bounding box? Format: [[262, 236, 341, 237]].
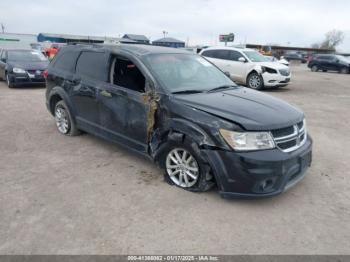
[[144, 53, 238, 93], [243, 51, 270, 62], [336, 55, 350, 63], [8, 50, 48, 62]]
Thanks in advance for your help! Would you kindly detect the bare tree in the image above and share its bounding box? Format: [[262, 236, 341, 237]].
[[320, 29, 345, 50], [310, 42, 320, 49]]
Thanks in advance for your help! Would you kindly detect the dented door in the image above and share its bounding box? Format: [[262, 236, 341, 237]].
[[97, 84, 150, 153]]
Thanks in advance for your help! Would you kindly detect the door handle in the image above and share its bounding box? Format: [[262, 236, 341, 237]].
[[100, 90, 112, 97]]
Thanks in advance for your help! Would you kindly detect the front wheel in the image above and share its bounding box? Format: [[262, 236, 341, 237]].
[[311, 65, 318, 72], [6, 74, 14, 88], [339, 67, 349, 74], [161, 138, 214, 192], [247, 72, 264, 90]]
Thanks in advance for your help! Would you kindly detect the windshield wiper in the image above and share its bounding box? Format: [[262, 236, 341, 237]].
[[171, 89, 205, 94], [207, 85, 237, 93]]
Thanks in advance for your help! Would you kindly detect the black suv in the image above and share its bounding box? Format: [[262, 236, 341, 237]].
[[45, 44, 312, 198], [308, 54, 350, 74], [283, 53, 307, 63]]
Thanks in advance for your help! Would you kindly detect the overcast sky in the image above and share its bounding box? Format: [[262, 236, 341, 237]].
[[1, 0, 350, 51]]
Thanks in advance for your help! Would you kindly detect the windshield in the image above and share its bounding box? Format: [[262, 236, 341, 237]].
[[144, 54, 237, 93], [243, 51, 270, 62], [8, 50, 48, 62], [336, 55, 350, 63]]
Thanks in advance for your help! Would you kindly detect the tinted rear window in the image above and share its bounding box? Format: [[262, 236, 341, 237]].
[[53, 50, 80, 72], [75, 51, 109, 81]]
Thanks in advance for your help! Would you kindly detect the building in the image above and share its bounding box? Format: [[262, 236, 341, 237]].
[[245, 43, 334, 57], [0, 33, 37, 49], [122, 34, 150, 44], [152, 37, 185, 48], [37, 33, 136, 44]]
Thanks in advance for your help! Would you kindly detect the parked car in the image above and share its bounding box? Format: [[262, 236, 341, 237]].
[[45, 44, 312, 198], [0, 49, 49, 87], [308, 54, 350, 74], [200, 47, 291, 90], [264, 55, 290, 67], [283, 53, 307, 63]]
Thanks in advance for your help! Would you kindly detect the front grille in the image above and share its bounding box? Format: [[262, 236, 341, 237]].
[[27, 70, 42, 75], [279, 69, 290, 76], [271, 120, 307, 153]]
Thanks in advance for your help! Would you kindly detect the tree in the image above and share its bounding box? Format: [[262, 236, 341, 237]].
[[310, 42, 320, 49], [320, 29, 345, 50]]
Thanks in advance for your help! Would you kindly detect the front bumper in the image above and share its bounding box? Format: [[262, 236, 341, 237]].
[[262, 72, 291, 87], [203, 135, 312, 198], [8, 72, 45, 86]]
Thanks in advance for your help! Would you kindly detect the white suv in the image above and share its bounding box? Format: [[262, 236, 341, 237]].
[[200, 47, 291, 89]]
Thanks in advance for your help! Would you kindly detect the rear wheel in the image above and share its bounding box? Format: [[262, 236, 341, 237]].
[[340, 67, 349, 74], [54, 100, 80, 136], [311, 65, 318, 72], [247, 72, 264, 90]]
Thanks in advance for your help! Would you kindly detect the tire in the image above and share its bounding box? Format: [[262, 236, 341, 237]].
[[322, 69, 327, 72], [247, 72, 264, 90], [54, 100, 80, 136], [339, 67, 349, 74], [311, 65, 318, 72], [6, 74, 14, 88], [160, 136, 215, 192]]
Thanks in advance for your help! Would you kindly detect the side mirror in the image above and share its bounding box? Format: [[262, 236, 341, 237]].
[[238, 57, 246, 63], [224, 71, 231, 77]]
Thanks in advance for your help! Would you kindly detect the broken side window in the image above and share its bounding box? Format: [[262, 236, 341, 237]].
[[110, 56, 145, 93]]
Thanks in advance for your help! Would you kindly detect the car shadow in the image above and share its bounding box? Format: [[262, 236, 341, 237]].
[[262, 87, 291, 93]]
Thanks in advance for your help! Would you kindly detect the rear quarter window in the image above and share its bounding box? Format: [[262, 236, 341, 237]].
[[75, 51, 109, 82], [53, 50, 80, 72]]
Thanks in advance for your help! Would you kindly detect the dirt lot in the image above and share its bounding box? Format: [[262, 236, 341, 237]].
[[0, 65, 349, 255]]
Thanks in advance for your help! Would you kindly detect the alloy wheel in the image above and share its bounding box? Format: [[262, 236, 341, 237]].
[[55, 106, 70, 134], [6, 74, 10, 86], [165, 148, 199, 188], [249, 74, 261, 89], [340, 68, 349, 74], [311, 65, 318, 72]]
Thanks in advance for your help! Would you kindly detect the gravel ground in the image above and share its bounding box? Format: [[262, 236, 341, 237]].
[[0, 65, 349, 254]]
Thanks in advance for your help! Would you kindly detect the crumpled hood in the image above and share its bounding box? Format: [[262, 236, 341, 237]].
[[8, 61, 49, 71], [173, 87, 304, 131], [256, 61, 289, 70]]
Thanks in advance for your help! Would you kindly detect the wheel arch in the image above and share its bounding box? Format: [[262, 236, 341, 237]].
[[151, 118, 218, 159], [48, 86, 75, 117]]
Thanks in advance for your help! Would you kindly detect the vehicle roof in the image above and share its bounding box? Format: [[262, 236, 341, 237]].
[[202, 46, 254, 52], [60, 44, 190, 56]]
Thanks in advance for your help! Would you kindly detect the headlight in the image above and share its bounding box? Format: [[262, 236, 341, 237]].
[[261, 66, 277, 74], [220, 129, 275, 151], [13, 68, 26, 74]]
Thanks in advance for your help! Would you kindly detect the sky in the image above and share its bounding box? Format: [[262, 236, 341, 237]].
[[1, 0, 350, 51]]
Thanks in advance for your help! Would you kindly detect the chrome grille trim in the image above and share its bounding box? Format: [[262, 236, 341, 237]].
[[272, 119, 307, 153]]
